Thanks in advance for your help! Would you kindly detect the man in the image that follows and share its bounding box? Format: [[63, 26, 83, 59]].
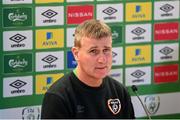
[[41, 19, 135, 119]]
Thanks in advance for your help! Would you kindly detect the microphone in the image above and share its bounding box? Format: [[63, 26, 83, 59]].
[[131, 85, 151, 120]]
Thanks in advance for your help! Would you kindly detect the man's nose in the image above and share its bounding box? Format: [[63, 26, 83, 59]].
[[97, 54, 107, 63]]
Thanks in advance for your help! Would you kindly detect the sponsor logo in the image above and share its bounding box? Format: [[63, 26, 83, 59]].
[[42, 9, 57, 23], [160, 4, 174, 17], [126, 24, 151, 43], [126, 2, 152, 22], [144, 95, 160, 115], [46, 32, 53, 40], [96, 4, 123, 23], [36, 6, 64, 26], [154, 64, 178, 83], [22, 107, 40, 119], [67, 51, 77, 69], [3, 30, 33, 51], [136, 5, 141, 13], [36, 73, 63, 94], [109, 68, 123, 83], [10, 79, 27, 94], [8, 11, 27, 22], [125, 66, 151, 86], [131, 70, 145, 83], [112, 51, 117, 58], [10, 34, 26, 43], [3, 7, 32, 27], [42, 55, 58, 68], [42, 9, 57, 18], [154, 1, 180, 20], [3, 76, 33, 97], [110, 25, 122, 44], [135, 49, 141, 56], [4, 53, 32, 73], [112, 47, 123, 66], [36, 51, 64, 72], [103, 7, 117, 20], [132, 27, 145, 36], [126, 45, 151, 65], [159, 46, 173, 59], [107, 98, 121, 115], [36, 29, 64, 49], [154, 22, 179, 41], [154, 43, 179, 63], [112, 51, 117, 63], [103, 7, 117, 15], [9, 33, 26, 48], [67, 5, 93, 24], [131, 27, 145, 40]]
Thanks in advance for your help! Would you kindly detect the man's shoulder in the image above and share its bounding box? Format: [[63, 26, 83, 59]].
[[105, 76, 127, 92], [106, 76, 124, 86]]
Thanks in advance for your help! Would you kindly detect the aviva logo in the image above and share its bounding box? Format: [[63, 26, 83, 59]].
[[126, 2, 152, 22], [35, 0, 64, 3], [125, 45, 151, 65], [35, 73, 64, 94], [36, 29, 64, 49]]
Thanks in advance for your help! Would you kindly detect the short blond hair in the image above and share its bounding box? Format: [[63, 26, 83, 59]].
[[74, 19, 112, 47]]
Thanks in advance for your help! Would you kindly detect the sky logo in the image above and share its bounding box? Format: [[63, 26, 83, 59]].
[[46, 32, 52, 40], [136, 5, 141, 13]]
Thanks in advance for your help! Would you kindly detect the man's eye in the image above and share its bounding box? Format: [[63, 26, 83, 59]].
[[89, 49, 98, 55], [103, 49, 111, 54], [90, 50, 97, 53]]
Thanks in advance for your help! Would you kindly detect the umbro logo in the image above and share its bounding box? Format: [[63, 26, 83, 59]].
[[42, 9, 58, 18], [112, 51, 117, 58], [9, 34, 26, 43], [131, 27, 146, 36], [159, 47, 173, 56], [103, 7, 117, 15], [42, 55, 58, 64], [131, 70, 145, 79], [10, 79, 27, 90], [160, 4, 174, 13]]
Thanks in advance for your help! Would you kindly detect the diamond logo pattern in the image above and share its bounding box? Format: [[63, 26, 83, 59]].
[[9, 34, 26, 43], [112, 51, 117, 58], [41, 9, 58, 18], [131, 27, 146, 36], [160, 4, 174, 13], [9, 80, 27, 89], [103, 7, 117, 15], [159, 47, 174, 55], [42, 55, 58, 64], [131, 70, 145, 79]]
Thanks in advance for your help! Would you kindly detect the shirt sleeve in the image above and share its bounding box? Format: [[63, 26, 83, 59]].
[[41, 92, 70, 119]]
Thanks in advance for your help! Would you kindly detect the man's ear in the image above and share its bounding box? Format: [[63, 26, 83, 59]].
[[71, 47, 79, 61]]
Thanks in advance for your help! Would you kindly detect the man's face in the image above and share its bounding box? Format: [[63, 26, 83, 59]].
[[76, 36, 112, 80]]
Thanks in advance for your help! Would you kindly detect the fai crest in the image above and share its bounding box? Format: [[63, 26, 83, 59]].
[[144, 95, 160, 115], [107, 98, 121, 115]]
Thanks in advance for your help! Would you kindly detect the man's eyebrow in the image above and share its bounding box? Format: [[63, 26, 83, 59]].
[[104, 46, 111, 49], [89, 46, 98, 49], [89, 46, 111, 49]]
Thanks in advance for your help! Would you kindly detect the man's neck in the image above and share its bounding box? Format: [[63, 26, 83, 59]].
[[75, 67, 103, 87]]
